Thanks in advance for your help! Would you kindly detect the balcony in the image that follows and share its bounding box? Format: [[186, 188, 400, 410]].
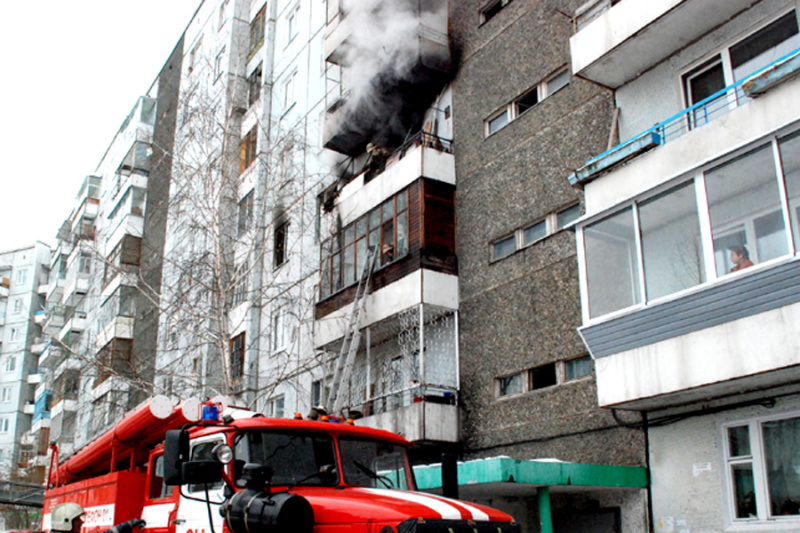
[[570, 0, 756, 88], [62, 272, 90, 307], [31, 417, 50, 433], [574, 47, 800, 213], [39, 343, 64, 369], [27, 371, 43, 385], [23, 402, 35, 415], [96, 316, 135, 348], [30, 337, 48, 355], [575, 97, 800, 409], [58, 311, 87, 340], [318, 304, 460, 443]]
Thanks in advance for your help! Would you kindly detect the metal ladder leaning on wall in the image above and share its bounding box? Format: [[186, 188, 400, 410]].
[[326, 246, 379, 415]]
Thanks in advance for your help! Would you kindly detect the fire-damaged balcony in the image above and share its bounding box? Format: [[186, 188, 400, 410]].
[[570, 0, 756, 88], [322, 0, 452, 156], [315, 134, 458, 442]]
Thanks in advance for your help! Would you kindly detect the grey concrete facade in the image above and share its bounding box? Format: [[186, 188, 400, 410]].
[[450, 0, 647, 529]]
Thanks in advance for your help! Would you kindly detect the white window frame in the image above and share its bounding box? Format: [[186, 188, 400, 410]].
[[271, 307, 288, 353], [269, 395, 285, 418], [214, 46, 226, 82], [0, 387, 11, 403], [9, 328, 17, 342], [12, 299, 22, 314], [0, 418, 8, 433], [490, 202, 580, 261], [721, 411, 800, 525], [484, 67, 569, 137], [287, 4, 300, 44], [16, 269, 26, 284], [283, 70, 297, 110], [5, 357, 15, 373]]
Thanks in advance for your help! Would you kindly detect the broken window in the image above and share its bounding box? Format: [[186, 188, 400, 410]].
[[528, 363, 557, 391], [486, 67, 570, 136], [480, 0, 511, 24], [274, 220, 289, 268], [230, 332, 245, 380], [247, 63, 263, 108]]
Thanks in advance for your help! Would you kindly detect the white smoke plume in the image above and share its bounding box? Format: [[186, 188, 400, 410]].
[[327, 0, 452, 154]]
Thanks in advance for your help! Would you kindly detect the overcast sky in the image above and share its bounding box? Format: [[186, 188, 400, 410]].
[[0, 1, 201, 253]]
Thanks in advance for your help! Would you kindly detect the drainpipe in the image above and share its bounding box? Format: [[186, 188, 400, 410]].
[[537, 487, 553, 533]]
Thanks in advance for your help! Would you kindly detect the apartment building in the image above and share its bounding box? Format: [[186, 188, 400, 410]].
[[27, 42, 182, 462], [0, 243, 51, 481], [569, 0, 800, 529]]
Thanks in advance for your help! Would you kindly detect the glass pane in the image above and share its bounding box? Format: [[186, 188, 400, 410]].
[[706, 144, 788, 276], [557, 204, 581, 229], [488, 110, 509, 135], [493, 235, 516, 260], [639, 182, 705, 301], [382, 200, 394, 223], [396, 190, 408, 213], [356, 238, 367, 277], [779, 132, 800, 252], [369, 208, 381, 230], [547, 69, 570, 95], [332, 252, 341, 292], [396, 212, 408, 258], [732, 463, 757, 519], [356, 218, 367, 238], [762, 417, 800, 517], [728, 426, 751, 457], [344, 224, 355, 244], [583, 208, 642, 318], [381, 220, 394, 265], [565, 356, 592, 381], [522, 221, 546, 245], [369, 228, 380, 250], [343, 244, 355, 285], [499, 374, 522, 396], [731, 12, 800, 81]]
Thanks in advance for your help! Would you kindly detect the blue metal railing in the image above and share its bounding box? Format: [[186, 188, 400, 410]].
[[580, 46, 800, 175]]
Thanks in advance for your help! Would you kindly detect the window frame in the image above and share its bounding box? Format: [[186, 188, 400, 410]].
[[479, 0, 511, 25], [230, 332, 246, 381], [249, 4, 267, 57], [274, 219, 290, 268], [239, 126, 258, 175], [484, 67, 570, 137], [214, 46, 226, 83], [577, 131, 799, 323], [491, 202, 581, 262], [238, 190, 255, 236], [721, 411, 800, 524]]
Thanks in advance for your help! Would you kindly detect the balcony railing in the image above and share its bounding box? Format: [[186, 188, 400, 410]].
[[569, 46, 800, 186]]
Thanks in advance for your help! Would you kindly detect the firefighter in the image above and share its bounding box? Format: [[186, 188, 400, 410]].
[[51, 503, 85, 533]]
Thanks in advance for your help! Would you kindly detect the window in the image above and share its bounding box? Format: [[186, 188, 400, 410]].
[[268, 395, 285, 418], [492, 203, 581, 261], [12, 299, 21, 314], [319, 189, 410, 299], [565, 355, 593, 381], [724, 413, 800, 522], [149, 455, 172, 500], [480, 0, 511, 24], [214, 46, 226, 82], [232, 262, 249, 306], [9, 328, 18, 342], [683, 10, 800, 112], [283, 71, 297, 110], [528, 363, 557, 391], [580, 132, 800, 320], [79, 252, 91, 274], [247, 63, 263, 108], [249, 4, 266, 56], [497, 374, 523, 397], [271, 307, 287, 352], [311, 380, 322, 407], [238, 190, 254, 236], [274, 220, 289, 268], [188, 438, 225, 492], [485, 67, 569, 136], [1, 387, 11, 403], [230, 332, 245, 380], [16, 269, 26, 284], [189, 37, 203, 73], [0, 418, 8, 433], [218, 0, 229, 29], [239, 126, 258, 175], [287, 5, 300, 44]]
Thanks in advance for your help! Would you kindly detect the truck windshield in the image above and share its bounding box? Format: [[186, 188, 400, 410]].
[[338, 437, 411, 490], [233, 430, 338, 486]]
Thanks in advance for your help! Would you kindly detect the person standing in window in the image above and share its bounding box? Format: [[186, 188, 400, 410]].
[[729, 245, 754, 273]]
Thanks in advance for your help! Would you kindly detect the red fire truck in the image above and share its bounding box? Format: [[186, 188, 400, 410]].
[[41, 396, 518, 533]]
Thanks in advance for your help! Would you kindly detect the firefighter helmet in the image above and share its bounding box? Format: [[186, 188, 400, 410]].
[[52, 502, 85, 531]]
